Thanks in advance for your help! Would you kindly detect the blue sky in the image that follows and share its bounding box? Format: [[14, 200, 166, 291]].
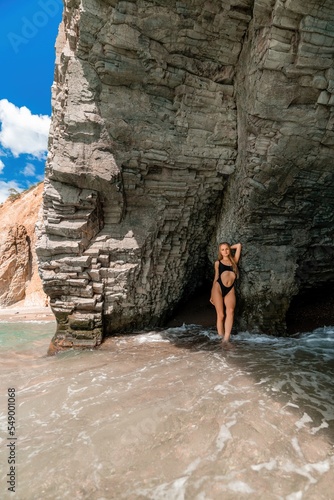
[[0, 0, 63, 202]]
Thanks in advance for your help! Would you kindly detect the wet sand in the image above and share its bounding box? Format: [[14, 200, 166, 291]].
[[0, 305, 55, 322], [1, 324, 333, 499]]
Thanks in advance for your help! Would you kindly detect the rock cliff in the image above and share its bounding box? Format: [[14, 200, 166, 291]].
[[0, 183, 48, 308], [36, 0, 334, 349]]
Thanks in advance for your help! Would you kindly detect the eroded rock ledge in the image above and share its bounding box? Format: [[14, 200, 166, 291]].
[[36, 0, 334, 349]]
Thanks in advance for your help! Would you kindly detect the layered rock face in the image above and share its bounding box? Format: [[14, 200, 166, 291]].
[[37, 0, 334, 348], [221, 0, 334, 333], [0, 184, 48, 308]]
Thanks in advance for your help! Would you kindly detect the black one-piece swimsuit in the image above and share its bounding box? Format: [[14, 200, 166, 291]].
[[217, 261, 235, 297]]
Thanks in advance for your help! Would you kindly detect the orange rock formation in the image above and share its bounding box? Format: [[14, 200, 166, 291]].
[[0, 183, 48, 308]]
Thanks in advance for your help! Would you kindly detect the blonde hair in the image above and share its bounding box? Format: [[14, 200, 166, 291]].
[[218, 242, 239, 278]]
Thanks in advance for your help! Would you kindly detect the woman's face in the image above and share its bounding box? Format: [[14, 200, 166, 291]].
[[220, 244, 230, 258]]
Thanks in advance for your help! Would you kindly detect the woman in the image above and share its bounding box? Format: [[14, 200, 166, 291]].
[[210, 242, 242, 343]]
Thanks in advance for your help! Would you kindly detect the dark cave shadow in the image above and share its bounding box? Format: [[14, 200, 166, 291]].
[[286, 283, 334, 334]]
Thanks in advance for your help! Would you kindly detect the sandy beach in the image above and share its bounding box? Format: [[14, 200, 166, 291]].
[[0, 305, 55, 323]]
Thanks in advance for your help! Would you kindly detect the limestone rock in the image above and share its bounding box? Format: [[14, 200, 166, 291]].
[[37, 0, 334, 348]]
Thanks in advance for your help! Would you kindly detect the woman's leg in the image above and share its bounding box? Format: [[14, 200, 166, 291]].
[[211, 282, 225, 336], [223, 289, 236, 342]]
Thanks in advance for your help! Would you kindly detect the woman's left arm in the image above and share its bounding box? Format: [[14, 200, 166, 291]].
[[230, 242, 242, 264]]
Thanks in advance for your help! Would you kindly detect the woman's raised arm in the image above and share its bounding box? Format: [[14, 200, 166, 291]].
[[230, 243, 242, 264]]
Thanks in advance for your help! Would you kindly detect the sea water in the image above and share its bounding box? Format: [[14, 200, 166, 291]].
[[0, 321, 334, 499]]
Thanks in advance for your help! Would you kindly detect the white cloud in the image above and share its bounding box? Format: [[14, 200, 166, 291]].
[[0, 180, 22, 204], [22, 162, 36, 177], [0, 159, 4, 174], [0, 99, 50, 158]]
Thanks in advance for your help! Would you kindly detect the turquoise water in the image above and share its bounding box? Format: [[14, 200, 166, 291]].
[[0, 322, 55, 351], [0, 322, 334, 499]]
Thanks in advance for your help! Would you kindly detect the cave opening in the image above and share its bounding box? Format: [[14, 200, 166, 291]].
[[286, 284, 334, 335], [165, 281, 215, 329]]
